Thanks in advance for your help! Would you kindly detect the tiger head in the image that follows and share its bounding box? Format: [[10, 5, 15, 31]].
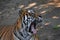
[[18, 9, 43, 34]]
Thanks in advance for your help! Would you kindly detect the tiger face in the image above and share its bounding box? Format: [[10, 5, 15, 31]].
[[18, 9, 43, 34], [27, 10, 43, 34]]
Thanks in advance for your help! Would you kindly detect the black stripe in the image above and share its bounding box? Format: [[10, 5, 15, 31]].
[[23, 21, 26, 25], [19, 31, 24, 37], [14, 32, 21, 40]]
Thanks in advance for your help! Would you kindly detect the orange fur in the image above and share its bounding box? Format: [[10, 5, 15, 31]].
[[0, 9, 27, 40]]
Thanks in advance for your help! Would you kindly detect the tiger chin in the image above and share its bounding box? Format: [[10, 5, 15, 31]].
[[0, 9, 43, 40]]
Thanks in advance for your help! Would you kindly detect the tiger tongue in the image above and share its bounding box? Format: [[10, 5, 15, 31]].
[[31, 26, 37, 34]]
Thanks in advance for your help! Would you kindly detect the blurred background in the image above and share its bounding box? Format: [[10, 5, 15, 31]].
[[0, 0, 60, 40]]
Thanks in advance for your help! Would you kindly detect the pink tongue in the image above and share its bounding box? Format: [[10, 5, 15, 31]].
[[31, 26, 37, 34]]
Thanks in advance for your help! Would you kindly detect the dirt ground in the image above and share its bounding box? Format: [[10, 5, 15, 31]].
[[0, 0, 60, 40]]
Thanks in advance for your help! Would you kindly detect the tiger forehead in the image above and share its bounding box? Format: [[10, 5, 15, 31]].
[[21, 9, 40, 17]]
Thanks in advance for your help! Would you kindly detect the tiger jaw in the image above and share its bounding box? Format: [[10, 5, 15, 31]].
[[29, 17, 42, 34], [31, 25, 37, 34], [28, 20, 38, 34]]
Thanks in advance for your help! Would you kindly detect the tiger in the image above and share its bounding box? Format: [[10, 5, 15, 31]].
[[0, 9, 43, 40]]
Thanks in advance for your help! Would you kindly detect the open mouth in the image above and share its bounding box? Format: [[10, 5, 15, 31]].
[[29, 20, 37, 34]]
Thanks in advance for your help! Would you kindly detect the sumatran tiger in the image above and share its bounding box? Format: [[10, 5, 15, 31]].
[[0, 9, 43, 40]]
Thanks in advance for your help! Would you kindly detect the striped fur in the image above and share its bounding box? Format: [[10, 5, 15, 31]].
[[0, 9, 41, 40]]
